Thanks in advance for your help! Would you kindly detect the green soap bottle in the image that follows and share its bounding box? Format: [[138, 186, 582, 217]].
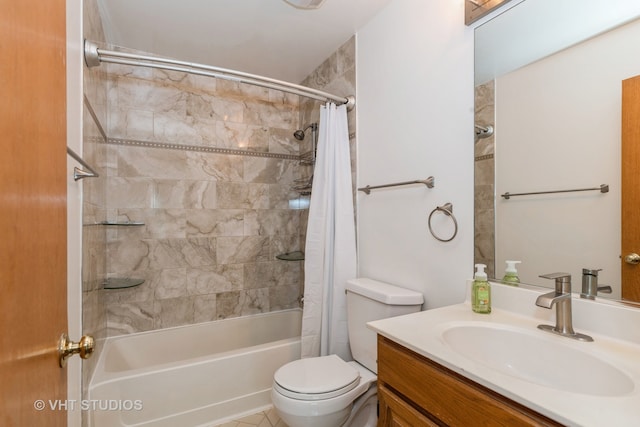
[[502, 260, 521, 286], [472, 263, 491, 314]]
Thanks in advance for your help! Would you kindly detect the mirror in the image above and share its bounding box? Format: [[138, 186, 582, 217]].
[[474, 0, 640, 301]]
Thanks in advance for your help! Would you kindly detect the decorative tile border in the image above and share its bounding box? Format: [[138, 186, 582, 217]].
[[475, 153, 494, 162], [83, 96, 301, 161], [101, 137, 301, 161]]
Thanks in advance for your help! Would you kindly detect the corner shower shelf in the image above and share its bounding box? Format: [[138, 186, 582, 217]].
[[103, 278, 145, 290], [276, 251, 305, 261]]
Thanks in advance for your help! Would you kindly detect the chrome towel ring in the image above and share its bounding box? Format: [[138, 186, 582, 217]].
[[428, 203, 458, 242]]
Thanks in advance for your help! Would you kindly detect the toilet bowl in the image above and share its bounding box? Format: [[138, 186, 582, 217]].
[[271, 278, 424, 427], [271, 355, 377, 427]]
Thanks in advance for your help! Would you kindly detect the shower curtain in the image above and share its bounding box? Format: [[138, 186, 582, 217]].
[[301, 103, 357, 361]]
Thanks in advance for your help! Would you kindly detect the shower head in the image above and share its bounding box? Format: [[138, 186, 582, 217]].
[[475, 124, 494, 139], [293, 123, 318, 141]]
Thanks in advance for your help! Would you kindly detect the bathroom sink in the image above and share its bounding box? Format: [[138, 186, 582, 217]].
[[441, 323, 634, 397]]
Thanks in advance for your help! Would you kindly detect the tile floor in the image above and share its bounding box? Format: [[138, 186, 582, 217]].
[[210, 407, 288, 427]]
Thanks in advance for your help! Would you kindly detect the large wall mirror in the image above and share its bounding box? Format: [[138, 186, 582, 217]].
[[474, 0, 640, 302]]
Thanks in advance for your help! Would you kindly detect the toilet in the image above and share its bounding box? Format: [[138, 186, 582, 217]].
[[271, 278, 424, 427]]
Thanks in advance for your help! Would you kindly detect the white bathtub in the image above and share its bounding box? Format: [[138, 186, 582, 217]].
[[89, 309, 302, 427]]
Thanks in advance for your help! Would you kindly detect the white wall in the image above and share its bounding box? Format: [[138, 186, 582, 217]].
[[475, 0, 640, 86], [495, 18, 640, 297], [356, 0, 475, 308]]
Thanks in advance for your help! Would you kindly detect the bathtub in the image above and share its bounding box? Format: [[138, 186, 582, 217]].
[[89, 309, 302, 427]]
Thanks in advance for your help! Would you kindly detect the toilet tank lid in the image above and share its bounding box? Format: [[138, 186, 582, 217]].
[[346, 278, 424, 305]]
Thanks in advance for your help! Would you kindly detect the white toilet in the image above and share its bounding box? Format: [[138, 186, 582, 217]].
[[271, 278, 424, 427]]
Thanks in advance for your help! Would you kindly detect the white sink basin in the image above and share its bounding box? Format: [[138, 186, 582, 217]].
[[442, 323, 634, 396]]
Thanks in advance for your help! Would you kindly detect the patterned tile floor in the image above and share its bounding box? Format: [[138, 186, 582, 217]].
[[210, 407, 288, 427]]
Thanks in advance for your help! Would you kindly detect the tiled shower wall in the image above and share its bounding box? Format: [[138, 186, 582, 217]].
[[101, 36, 357, 336], [474, 80, 495, 278], [103, 62, 306, 335]]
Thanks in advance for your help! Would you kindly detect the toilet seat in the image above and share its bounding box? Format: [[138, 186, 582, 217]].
[[273, 355, 361, 401]]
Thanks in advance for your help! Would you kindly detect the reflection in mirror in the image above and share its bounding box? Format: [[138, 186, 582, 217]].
[[465, 0, 513, 26], [474, 0, 640, 302]]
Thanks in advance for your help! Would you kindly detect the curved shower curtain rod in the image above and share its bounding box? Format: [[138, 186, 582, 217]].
[[84, 40, 355, 110]]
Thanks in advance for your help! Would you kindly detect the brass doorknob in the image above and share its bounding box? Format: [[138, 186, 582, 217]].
[[58, 333, 94, 367], [624, 253, 640, 265]]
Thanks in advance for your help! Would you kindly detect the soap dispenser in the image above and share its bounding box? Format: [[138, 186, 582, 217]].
[[502, 260, 521, 285], [472, 264, 491, 314]]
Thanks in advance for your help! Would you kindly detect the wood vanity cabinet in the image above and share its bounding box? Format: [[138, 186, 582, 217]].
[[377, 336, 563, 427]]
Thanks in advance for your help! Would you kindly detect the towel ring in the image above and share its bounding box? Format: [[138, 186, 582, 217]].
[[428, 203, 458, 242]]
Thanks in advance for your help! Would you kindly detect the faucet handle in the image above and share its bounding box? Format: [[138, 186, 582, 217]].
[[539, 272, 571, 292], [539, 272, 571, 281], [582, 268, 602, 276], [581, 268, 604, 300]]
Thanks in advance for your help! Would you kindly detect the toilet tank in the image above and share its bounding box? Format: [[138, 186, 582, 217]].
[[346, 278, 423, 373]]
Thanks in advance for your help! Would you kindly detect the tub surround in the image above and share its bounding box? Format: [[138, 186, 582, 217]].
[[368, 282, 640, 426], [97, 36, 356, 336]]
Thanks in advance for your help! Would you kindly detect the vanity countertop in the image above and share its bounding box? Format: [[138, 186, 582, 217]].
[[368, 282, 640, 427]]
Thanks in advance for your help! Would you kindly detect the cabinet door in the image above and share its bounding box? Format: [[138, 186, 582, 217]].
[[379, 385, 439, 427], [378, 336, 562, 427]]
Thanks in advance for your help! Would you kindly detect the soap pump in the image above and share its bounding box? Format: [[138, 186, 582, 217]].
[[472, 263, 491, 314], [502, 260, 521, 285]]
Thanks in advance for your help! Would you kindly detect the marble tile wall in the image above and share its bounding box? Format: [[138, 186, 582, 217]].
[[300, 36, 356, 140], [474, 80, 495, 278], [103, 56, 305, 335], [82, 0, 109, 408]]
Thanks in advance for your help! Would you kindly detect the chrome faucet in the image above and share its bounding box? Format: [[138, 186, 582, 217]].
[[580, 268, 612, 300], [536, 273, 593, 342]]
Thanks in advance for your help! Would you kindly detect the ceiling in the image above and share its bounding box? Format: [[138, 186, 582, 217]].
[[96, 0, 392, 84]]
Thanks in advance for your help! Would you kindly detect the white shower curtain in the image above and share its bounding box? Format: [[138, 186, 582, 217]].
[[301, 103, 357, 361]]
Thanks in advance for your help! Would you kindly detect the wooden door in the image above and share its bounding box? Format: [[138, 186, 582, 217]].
[[622, 75, 640, 302], [0, 0, 68, 425]]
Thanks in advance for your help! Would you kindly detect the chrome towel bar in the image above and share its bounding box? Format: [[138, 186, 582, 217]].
[[501, 184, 609, 200], [67, 147, 99, 181], [358, 176, 435, 195]]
